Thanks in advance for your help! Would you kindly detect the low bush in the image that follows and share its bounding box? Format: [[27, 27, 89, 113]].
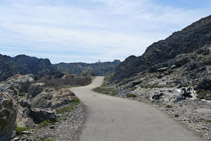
[[35, 138, 53, 141], [166, 105, 173, 108], [56, 97, 80, 114], [196, 90, 211, 100], [15, 125, 30, 135], [92, 87, 117, 96], [38, 74, 91, 90], [205, 119, 211, 123], [126, 94, 137, 98]]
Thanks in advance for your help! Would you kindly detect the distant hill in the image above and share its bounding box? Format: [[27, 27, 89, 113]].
[[54, 60, 121, 76], [0, 54, 55, 81], [0, 54, 121, 81]]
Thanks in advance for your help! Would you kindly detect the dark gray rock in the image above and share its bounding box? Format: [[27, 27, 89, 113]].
[[157, 67, 169, 72], [0, 91, 18, 141], [152, 92, 164, 100], [111, 15, 211, 82], [31, 92, 53, 109], [30, 108, 56, 123], [28, 83, 44, 99]]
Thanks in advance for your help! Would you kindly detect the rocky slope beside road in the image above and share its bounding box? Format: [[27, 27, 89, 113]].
[[112, 15, 211, 84], [0, 74, 85, 141], [96, 78, 211, 140], [99, 15, 211, 141]]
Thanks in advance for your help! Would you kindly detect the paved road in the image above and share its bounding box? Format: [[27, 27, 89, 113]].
[[71, 77, 202, 141]]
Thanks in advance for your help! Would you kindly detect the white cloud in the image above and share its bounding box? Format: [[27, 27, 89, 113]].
[[0, 0, 210, 63]]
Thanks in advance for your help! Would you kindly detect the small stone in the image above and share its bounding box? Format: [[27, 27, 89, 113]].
[[22, 131, 32, 134], [13, 137, 20, 141], [50, 125, 55, 129], [175, 114, 179, 117]]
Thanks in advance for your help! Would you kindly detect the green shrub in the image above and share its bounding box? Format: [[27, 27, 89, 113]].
[[92, 87, 111, 95], [126, 94, 137, 98], [196, 90, 211, 100], [15, 125, 30, 135], [56, 97, 80, 114], [166, 105, 173, 108], [35, 138, 53, 141], [38, 119, 55, 128], [205, 119, 211, 123], [93, 87, 117, 96]]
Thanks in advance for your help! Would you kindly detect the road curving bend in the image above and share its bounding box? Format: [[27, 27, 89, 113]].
[[71, 76, 202, 141]]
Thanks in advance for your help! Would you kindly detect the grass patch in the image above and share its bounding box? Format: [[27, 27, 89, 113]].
[[141, 83, 164, 89], [56, 97, 80, 114], [35, 138, 53, 141], [38, 119, 56, 128], [15, 125, 30, 135], [93, 87, 117, 96], [126, 94, 137, 98], [166, 105, 173, 108], [205, 119, 211, 123], [196, 90, 211, 100], [93, 87, 111, 95], [111, 92, 116, 96]]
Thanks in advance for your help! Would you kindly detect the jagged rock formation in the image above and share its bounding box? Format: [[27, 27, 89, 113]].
[[112, 15, 211, 82], [55, 60, 121, 76], [109, 15, 211, 100], [0, 54, 55, 81], [0, 74, 79, 140], [0, 91, 18, 141]]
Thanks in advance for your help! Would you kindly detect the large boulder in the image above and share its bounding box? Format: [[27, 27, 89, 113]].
[[31, 92, 53, 109], [3, 74, 34, 93], [0, 92, 18, 141], [31, 88, 76, 109], [30, 108, 56, 123], [195, 79, 211, 90], [27, 83, 44, 99], [51, 89, 76, 109]]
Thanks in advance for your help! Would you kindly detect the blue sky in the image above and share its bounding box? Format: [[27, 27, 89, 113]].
[[0, 0, 210, 63]]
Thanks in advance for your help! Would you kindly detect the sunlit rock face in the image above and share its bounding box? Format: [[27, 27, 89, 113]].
[[0, 91, 18, 141]]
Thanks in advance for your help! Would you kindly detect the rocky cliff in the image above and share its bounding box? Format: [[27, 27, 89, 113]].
[[109, 15, 211, 100], [0, 74, 80, 140], [0, 54, 56, 81], [112, 15, 211, 83]]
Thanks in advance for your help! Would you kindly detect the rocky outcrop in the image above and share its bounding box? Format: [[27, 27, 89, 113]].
[[31, 91, 53, 109], [30, 108, 56, 123], [109, 15, 211, 100], [31, 88, 76, 109], [28, 83, 44, 99], [0, 91, 18, 141], [112, 15, 211, 82], [0, 74, 79, 139], [51, 89, 76, 109], [0, 54, 55, 81]]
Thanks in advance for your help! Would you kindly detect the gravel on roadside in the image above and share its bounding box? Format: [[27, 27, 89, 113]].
[[13, 102, 86, 141]]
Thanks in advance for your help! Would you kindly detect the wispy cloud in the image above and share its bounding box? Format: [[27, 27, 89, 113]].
[[0, 0, 210, 63]]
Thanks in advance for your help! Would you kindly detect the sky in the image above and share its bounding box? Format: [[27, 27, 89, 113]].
[[0, 0, 210, 63]]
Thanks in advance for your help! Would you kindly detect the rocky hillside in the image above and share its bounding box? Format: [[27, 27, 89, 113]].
[[112, 15, 211, 82], [110, 15, 211, 100], [94, 15, 211, 141], [0, 54, 55, 81], [55, 60, 121, 76], [0, 73, 87, 140]]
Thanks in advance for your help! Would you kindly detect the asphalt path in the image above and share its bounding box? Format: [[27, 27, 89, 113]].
[[71, 76, 202, 141]]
